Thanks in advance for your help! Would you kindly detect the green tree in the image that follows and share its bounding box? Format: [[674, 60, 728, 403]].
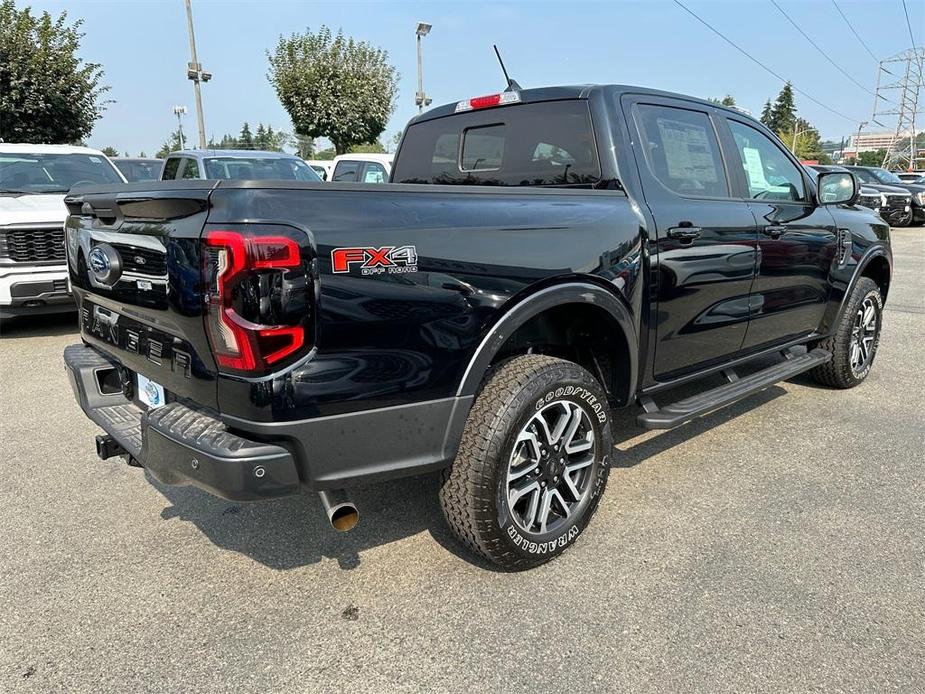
[[239, 122, 254, 149], [760, 100, 773, 128], [0, 0, 110, 143], [349, 140, 385, 154], [139, 150, 147, 158], [851, 149, 887, 167], [100, 146, 119, 157], [387, 130, 403, 153], [708, 95, 736, 107], [313, 146, 336, 160], [768, 82, 797, 134], [292, 133, 314, 158], [268, 26, 399, 155], [156, 129, 184, 158]]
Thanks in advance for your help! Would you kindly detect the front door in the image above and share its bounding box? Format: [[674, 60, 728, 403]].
[[721, 117, 838, 350], [627, 98, 759, 380]]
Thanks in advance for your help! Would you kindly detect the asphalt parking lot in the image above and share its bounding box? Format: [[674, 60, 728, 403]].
[[1, 228, 922, 693]]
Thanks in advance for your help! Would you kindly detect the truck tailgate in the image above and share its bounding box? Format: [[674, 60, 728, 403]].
[[65, 182, 219, 410]]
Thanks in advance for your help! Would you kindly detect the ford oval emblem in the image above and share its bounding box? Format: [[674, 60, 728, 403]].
[[88, 244, 122, 285]]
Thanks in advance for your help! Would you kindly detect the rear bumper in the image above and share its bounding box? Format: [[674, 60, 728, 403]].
[[0, 264, 73, 316], [64, 342, 473, 499], [64, 343, 301, 501]]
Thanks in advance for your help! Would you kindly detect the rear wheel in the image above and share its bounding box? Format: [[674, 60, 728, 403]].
[[439, 355, 612, 570], [810, 277, 882, 389]]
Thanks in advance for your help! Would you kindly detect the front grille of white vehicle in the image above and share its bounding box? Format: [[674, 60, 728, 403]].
[[0, 226, 66, 262]]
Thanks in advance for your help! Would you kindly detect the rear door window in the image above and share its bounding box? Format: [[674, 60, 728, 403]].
[[180, 158, 200, 179], [161, 157, 181, 180], [633, 104, 729, 198], [393, 100, 601, 187], [362, 162, 388, 183]]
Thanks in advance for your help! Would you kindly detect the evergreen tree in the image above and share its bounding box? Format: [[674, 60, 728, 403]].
[[255, 123, 267, 149], [720, 95, 736, 107], [769, 82, 796, 134], [760, 100, 773, 127], [239, 122, 254, 149]]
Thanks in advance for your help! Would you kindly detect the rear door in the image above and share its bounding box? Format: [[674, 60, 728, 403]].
[[624, 96, 759, 380], [719, 116, 837, 349]]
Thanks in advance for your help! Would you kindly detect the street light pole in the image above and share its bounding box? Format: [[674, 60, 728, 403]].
[[173, 105, 188, 150], [853, 121, 868, 164], [184, 0, 211, 148], [415, 22, 432, 114]]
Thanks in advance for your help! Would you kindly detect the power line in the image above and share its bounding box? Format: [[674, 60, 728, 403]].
[[770, 0, 879, 99], [831, 0, 879, 63], [901, 0, 921, 57], [672, 0, 864, 124]]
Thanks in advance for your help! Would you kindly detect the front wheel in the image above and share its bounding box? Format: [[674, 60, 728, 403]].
[[810, 277, 883, 389], [439, 355, 612, 570]]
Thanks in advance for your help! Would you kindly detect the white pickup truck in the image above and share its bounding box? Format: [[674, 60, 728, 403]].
[[0, 144, 125, 320]]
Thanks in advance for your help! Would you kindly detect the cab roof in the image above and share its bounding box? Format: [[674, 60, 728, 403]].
[[408, 84, 758, 125]]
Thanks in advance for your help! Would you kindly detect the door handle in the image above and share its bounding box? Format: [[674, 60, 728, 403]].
[[762, 225, 786, 239], [667, 226, 702, 241]]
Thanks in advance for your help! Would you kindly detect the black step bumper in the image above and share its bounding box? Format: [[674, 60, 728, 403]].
[[64, 343, 301, 501]]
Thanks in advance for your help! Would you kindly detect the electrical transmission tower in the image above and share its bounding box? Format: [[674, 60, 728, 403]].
[[871, 48, 924, 171]]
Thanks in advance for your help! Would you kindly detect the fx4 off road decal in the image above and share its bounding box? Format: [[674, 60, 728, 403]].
[[331, 246, 419, 275]]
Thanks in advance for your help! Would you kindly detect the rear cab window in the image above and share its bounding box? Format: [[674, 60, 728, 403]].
[[393, 100, 601, 187], [332, 161, 360, 182]]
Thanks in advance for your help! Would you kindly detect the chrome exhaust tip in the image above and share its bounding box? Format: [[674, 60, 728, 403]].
[[317, 489, 359, 532]]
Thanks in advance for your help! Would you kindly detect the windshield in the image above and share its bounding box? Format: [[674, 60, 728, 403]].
[[0, 152, 124, 193], [851, 168, 877, 184], [871, 168, 903, 184], [203, 156, 321, 181]]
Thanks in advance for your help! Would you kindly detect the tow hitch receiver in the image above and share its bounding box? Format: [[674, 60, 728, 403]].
[[95, 434, 127, 460]]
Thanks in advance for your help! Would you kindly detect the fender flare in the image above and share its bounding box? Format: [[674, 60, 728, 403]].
[[456, 282, 638, 398], [821, 244, 891, 335]]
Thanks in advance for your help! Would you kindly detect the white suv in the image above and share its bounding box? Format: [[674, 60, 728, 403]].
[[0, 144, 125, 320]]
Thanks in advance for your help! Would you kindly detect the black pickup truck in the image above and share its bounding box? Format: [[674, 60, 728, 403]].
[[63, 85, 891, 570]]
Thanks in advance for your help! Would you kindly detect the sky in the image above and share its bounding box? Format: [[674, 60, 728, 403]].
[[22, 0, 925, 155]]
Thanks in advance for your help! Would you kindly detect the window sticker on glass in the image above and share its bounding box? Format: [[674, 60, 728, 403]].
[[656, 117, 719, 184], [741, 147, 769, 190]]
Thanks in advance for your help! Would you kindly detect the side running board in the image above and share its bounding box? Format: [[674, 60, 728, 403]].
[[637, 348, 831, 430]]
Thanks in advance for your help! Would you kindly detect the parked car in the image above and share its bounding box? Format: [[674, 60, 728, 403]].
[[895, 172, 925, 184], [63, 84, 890, 570], [113, 158, 163, 182], [808, 165, 881, 214], [330, 153, 392, 183], [844, 165, 925, 225], [0, 143, 125, 319], [305, 159, 333, 181], [159, 149, 322, 182]]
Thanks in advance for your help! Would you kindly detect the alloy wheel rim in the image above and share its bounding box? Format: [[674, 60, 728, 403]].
[[850, 296, 878, 376], [505, 400, 596, 536]]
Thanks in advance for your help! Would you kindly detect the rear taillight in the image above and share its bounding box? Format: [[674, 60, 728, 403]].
[[203, 225, 312, 376]]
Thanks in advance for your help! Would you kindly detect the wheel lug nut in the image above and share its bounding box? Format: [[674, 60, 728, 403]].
[[534, 467, 540, 475]]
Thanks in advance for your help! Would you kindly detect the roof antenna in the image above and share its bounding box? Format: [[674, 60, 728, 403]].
[[493, 44, 522, 92]]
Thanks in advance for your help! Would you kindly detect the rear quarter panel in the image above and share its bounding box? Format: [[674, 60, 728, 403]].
[[206, 182, 646, 421]]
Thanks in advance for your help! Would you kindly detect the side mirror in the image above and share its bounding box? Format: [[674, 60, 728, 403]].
[[816, 171, 858, 205]]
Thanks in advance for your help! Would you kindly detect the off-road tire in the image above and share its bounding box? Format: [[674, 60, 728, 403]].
[[810, 277, 883, 389], [439, 355, 612, 570]]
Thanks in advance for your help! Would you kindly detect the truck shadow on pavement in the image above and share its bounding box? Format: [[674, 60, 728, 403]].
[[150, 383, 788, 573]]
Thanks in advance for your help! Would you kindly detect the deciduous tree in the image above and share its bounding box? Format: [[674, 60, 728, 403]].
[[267, 26, 399, 155], [0, 0, 109, 143]]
